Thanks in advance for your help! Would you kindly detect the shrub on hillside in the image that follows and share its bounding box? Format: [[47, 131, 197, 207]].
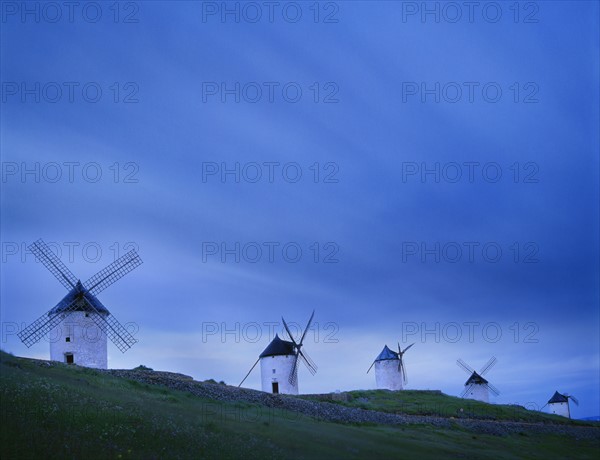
[[133, 365, 153, 371]]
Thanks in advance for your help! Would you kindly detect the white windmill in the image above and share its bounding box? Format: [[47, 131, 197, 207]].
[[367, 343, 414, 390], [545, 391, 578, 418], [17, 239, 142, 369], [239, 311, 317, 395], [456, 357, 500, 403]]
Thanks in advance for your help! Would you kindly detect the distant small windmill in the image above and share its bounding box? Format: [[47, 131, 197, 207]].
[[543, 391, 578, 418], [239, 311, 318, 395], [367, 343, 414, 391], [17, 239, 142, 369], [457, 357, 500, 403]]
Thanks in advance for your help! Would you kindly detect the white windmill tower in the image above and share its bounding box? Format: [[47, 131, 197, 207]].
[[367, 343, 414, 390], [456, 357, 500, 403], [239, 311, 317, 395], [545, 391, 578, 418], [17, 239, 142, 369]]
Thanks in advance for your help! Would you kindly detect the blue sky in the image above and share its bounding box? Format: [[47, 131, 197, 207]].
[[1, 1, 599, 418]]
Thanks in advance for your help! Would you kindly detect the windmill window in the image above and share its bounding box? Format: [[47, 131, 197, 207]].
[[85, 313, 89, 317], [65, 337, 71, 342], [272, 369, 276, 374]]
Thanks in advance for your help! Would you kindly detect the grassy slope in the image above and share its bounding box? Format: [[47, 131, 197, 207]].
[[302, 390, 590, 425], [1, 352, 598, 460]]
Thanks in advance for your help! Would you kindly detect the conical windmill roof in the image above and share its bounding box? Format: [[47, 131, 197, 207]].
[[548, 391, 569, 404], [48, 280, 110, 315], [465, 371, 488, 386], [375, 345, 399, 361], [259, 334, 295, 358]]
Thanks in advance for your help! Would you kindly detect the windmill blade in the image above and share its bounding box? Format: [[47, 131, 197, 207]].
[[486, 383, 500, 396], [399, 342, 415, 356], [86, 311, 137, 353], [288, 354, 299, 385], [281, 316, 298, 346], [461, 384, 475, 398], [17, 298, 80, 347], [539, 403, 548, 411], [366, 361, 375, 373], [456, 359, 475, 374], [289, 364, 298, 386], [238, 358, 260, 387], [480, 356, 497, 376], [400, 360, 407, 384], [299, 347, 317, 372], [83, 250, 142, 296], [29, 239, 77, 290], [298, 310, 315, 346], [298, 350, 317, 375], [80, 297, 137, 352], [568, 395, 579, 406]]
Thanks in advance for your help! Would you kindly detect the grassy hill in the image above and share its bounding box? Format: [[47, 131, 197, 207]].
[[302, 390, 588, 424], [1, 351, 598, 459]]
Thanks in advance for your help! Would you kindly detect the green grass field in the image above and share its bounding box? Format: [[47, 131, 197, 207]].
[[302, 389, 588, 424], [1, 351, 598, 459]]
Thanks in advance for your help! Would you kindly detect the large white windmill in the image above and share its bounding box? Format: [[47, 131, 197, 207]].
[[17, 239, 142, 369], [456, 357, 500, 403], [367, 343, 414, 390], [545, 391, 579, 418], [239, 311, 317, 395]]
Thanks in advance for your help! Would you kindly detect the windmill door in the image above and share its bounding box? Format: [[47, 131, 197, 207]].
[[65, 353, 74, 364], [272, 382, 279, 394]]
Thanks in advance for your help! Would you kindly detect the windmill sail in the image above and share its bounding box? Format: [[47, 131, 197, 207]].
[[289, 354, 299, 386], [397, 342, 414, 381], [84, 250, 142, 295], [238, 358, 260, 387], [461, 384, 475, 398], [17, 298, 81, 347], [29, 239, 77, 290], [456, 358, 475, 375], [299, 349, 317, 374], [486, 382, 500, 396], [399, 343, 414, 355], [565, 393, 579, 406], [80, 297, 137, 352], [480, 356, 497, 376], [400, 361, 407, 383], [282, 311, 318, 385]]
